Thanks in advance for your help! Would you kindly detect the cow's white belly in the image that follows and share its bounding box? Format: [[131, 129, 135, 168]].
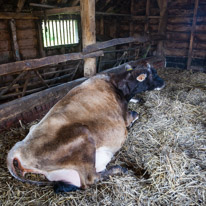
[[95, 147, 114, 172]]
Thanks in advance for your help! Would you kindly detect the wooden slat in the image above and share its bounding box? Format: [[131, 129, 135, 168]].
[[83, 35, 149, 54], [157, 0, 168, 56], [10, 19, 21, 61], [33, 6, 80, 16], [187, 0, 199, 70], [0, 50, 104, 77], [144, 0, 150, 33], [0, 12, 38, 20]]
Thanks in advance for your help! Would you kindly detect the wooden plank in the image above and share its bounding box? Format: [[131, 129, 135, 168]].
[[34, 6, 80, 16], [144, 0, 150, 33], [80, 0, 96, 77], [29, 3, 56, 8], [0, 56, 165, 130], [157, 0, 168, 56], [0, 50, 104, 76], [0, 12, 39, 20], [10, 19, 21, 61], [187, 0, 199, 70], [16, 0, 26, 12], [83, 35, 149, 54]]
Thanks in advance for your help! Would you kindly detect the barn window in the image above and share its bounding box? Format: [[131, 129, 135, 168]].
[[42, 19, 79, 48]]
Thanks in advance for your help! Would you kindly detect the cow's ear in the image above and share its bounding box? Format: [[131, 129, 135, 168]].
[[136, 73, 147, 82]]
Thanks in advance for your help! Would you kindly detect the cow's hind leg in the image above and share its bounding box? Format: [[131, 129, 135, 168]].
[[100, 165, 128, 180], [53, 181, 81, 193]]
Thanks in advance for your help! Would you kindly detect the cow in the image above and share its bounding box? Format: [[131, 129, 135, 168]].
[[7, 63, 164, 193]]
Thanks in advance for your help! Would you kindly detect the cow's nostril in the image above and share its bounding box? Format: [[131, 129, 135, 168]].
[[13, 158, 19, 168]]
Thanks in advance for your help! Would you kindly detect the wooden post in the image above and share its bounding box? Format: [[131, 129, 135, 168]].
[[187, 0, 199, 70], [144, 0, 150, 33], [130, 0, 135, 37], [10, 19, 21, 61], [157, 0, 168, 57], [37, 20, 46, 57], [80, 0, 96, 77], [16, 0, 26, 12], [100, 16, 104, 35]]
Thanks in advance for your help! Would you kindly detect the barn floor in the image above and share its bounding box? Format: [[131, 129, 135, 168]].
[[0, 68, 206, 206]]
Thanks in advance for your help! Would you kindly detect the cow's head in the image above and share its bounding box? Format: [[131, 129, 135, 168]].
[[111, 63, 165, 101]]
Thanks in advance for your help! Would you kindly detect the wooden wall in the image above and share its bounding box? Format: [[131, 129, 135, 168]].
[[166, 0, 206, 69], [0, 19, 38, 64]]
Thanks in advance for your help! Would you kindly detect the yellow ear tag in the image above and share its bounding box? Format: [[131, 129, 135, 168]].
[[127, 68, 133, 71], [136, 73, 147, 82]]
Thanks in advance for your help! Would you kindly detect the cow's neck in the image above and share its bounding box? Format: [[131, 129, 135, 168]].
[[110, 72, 135, 102]]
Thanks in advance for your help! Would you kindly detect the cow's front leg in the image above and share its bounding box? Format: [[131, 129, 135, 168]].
[[126, 111, 139, 128], [99, 165, 128, 180]]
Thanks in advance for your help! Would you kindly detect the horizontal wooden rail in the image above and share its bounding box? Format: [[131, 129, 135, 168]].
[[0, 51, 103, 77], [83, 35, 149, 53]]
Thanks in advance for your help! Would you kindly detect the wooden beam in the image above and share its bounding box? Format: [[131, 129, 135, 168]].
[[37, 20, 46, 57], [129, 0, 135, 37], [0, 12, 38, 20], [83, 35, 149, 54], [100, 16, 104, 35], [80, 0, 96, 77], [187, 0, 199, 70], [0, 56, 165, 130], [29, 3, 56, 8], [144, 0, 150, 33], [34, 6, 80, 16], [69, 0, 80, 6], [16, 0, 26, 12], [10, 19, 21, 61], [157, 0, 168, 56], [0, 51, 104, 77]]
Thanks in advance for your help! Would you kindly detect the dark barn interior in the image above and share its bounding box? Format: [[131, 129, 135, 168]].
[[0, 0, 206, 205]]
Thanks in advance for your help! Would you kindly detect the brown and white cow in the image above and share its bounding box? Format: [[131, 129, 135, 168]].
[[7, 63, 164, 193]]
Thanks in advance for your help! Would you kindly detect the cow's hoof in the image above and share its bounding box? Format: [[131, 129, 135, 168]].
[[53, 181, 81, 193]]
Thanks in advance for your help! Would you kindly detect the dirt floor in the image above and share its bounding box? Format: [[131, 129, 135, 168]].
[[0, 68, 206, 206]]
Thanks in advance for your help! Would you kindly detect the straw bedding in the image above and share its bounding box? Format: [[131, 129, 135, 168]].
[[0, 68, 206, 206]]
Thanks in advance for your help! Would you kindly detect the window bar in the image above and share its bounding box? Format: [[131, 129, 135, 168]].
[[59, 20, 63, 45], [70, 20, 73, 43], [46, 20, 50, 47], [62, 20, 65, 45], [75, 20, 78, 43], [64, 20, 68, 44], [55, 20, 59, 46], [51, 20, 55, 46], [67, 20, 71, 44], [47, 20, 52, 47], [72, 19, 75, 44], [52, 20, 57, 46], [42, 20, 47, 47]]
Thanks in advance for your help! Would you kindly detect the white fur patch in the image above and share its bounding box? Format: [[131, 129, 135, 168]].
[[95, 147, 114, 172], [46, 169, 81, 187]]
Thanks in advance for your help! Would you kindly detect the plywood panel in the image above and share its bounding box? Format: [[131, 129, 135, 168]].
[[166, 32, 190, 41], [20, 48, 38, 59], [17, 29, 37, 40], [0, 30, 10, 41], [16, 20, 36, 29], [0, 20, 9, 30], [18, 39, 38, 49], [0, 51, 13, 64], [0, 40, 11, 51]]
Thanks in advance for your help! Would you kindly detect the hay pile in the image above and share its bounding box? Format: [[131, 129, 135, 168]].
[[0, 68, 206, 206]]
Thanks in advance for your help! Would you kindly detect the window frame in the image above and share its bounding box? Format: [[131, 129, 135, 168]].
[[41, 15, 80, 49]]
